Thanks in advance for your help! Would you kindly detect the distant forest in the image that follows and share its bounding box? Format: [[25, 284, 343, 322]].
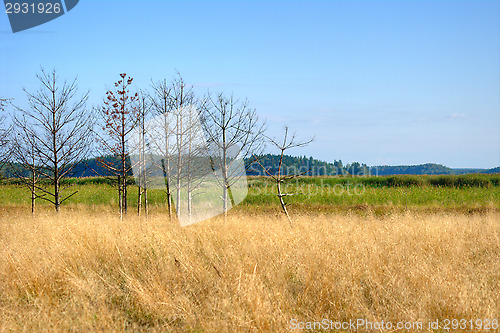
[[1, 154, 498, 178], [246, 155, 499, 176], [374, 164, 500, 176]]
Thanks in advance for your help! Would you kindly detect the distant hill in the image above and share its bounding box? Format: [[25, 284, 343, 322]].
[[372, 163, 453, 176], [453, 166, 500, 175], [373, 164, 500, 176], [1, 155, 498, 178], [485, 167, 500, 174], [249, 157, 499, 176]]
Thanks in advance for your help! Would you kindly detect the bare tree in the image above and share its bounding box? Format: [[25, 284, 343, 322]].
[[169, 103, 213, 224], [136, 92, 150, 216], [149, 75, 202, 220], [95, 73, 140, 218], [180, 106, 212, 221], [8, 122, 45, 214], [168, 77, 199, 218], [201, 92, 266, 218], [0, 98, 12, 167], [254, 127, 313, 226], [12, 69, 91, 212], [149, 78, 174, 220], [138, 75, 228, 225]]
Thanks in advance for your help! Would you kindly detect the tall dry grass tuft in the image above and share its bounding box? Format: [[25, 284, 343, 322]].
[[0, 207, 498, 332]]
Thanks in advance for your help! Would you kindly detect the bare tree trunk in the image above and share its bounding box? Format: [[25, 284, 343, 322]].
[[161, 158, 172, 222], [276, 181, 291, 224], [31, 183, 36, 215], [187, 190, 192, 225], [31, 158, 36, 214], [123, 175, 127, 214], [175, 111, 182, 216], [52, 96, 60, 212], [137, 185, 142, 215], [118, 176, 123, 219], [144, 186, 148, 216], [164, 112, 171, 221], [137, 187, 147, 216], [54, 179, 60, 212], [162, 109, 172, 222], [141, 152, 148, 216], [121, 114, 128, 215], [137, 135, 142, 216], [222, 121, 228, 221], [166, 186, 172, 222], [176, 181, 181, 214], [276, 152, 292, 227], [137, 103, 147, 216]]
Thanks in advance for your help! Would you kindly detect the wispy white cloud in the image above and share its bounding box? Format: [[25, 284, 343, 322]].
[[447, 113, 467, 120]]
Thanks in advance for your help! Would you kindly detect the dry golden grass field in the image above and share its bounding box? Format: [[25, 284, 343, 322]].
[[0, 206, 498, 332]]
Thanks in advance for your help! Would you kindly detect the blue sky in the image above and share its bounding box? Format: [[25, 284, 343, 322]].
[[1, 0, 499, 168]]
